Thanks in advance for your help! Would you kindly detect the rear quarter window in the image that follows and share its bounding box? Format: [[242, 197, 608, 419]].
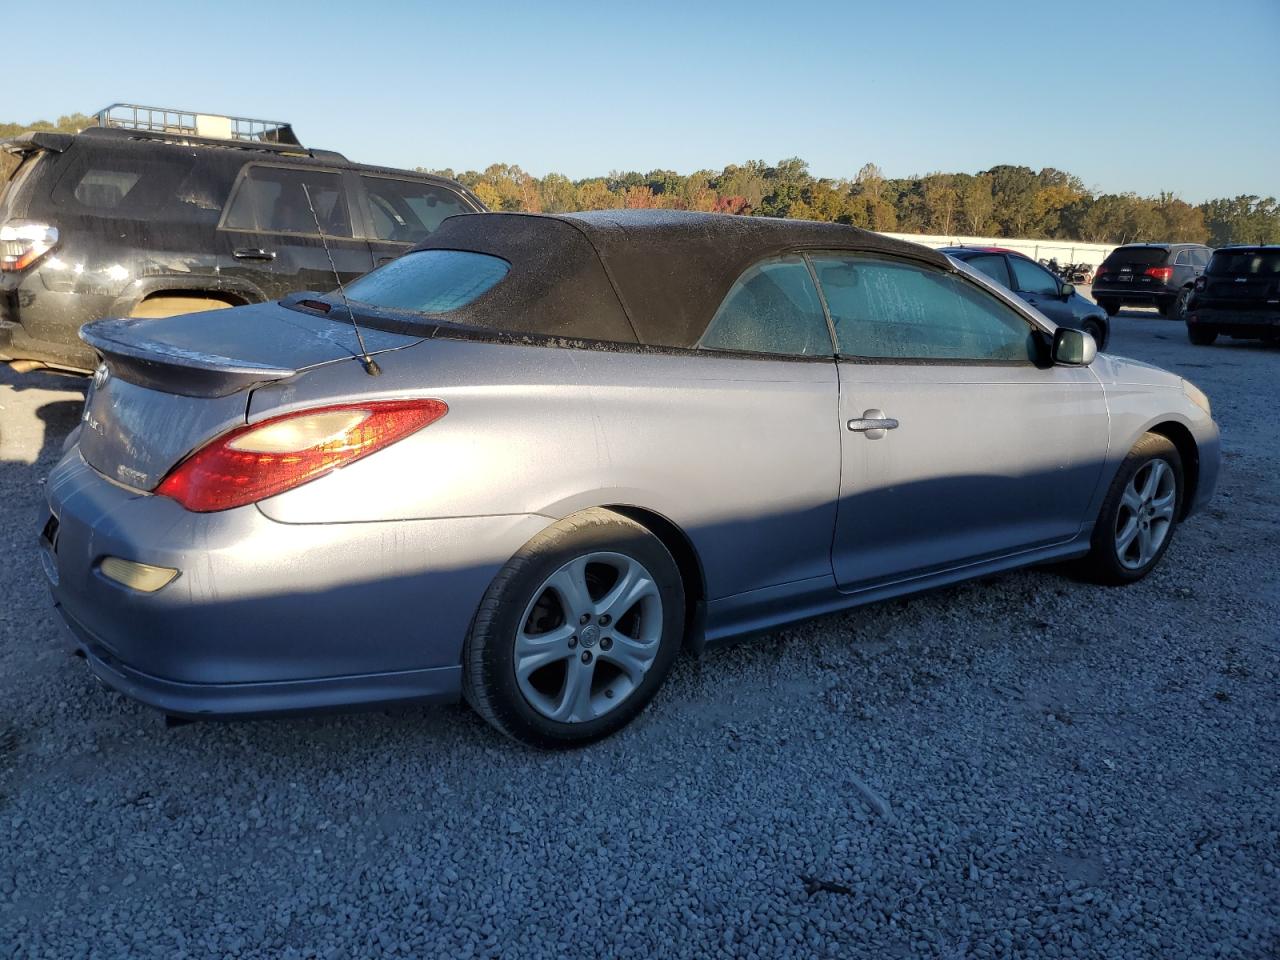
[[51, 146, 204, 219]]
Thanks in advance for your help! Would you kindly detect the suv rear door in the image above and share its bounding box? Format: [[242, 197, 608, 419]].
[[355, 174, 478, 268], [216, 163, 373, 299]]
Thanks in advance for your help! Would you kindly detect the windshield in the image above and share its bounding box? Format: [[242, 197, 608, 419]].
[[1102, 247, 1168, 267], [342, 250, 510, 316], [1206, 250, 1280, 276]]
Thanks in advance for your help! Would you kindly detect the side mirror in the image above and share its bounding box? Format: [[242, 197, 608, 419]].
[[1059, 282, 1076, 297], [1053, 327, 1096, 366]]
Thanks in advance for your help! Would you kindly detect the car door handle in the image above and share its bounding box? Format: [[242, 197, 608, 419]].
[[847, 409, 899, 439], [233, 248, 277, 261]]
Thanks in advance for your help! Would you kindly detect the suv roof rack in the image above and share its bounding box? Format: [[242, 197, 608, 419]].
[[94, 103, 302, 146]]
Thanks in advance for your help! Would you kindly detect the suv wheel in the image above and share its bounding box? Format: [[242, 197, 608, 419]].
[[1157, 296, 1179, 318], [1077, 433, 1182, 585], [1172, 287, 1193, 320], [1098, 299, 1120, 317], [463, 508, 685, 748], [1188, 325, 1218, 346]]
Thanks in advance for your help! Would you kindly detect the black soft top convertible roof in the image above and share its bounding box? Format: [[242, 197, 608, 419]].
[[413, 210, 948, 348]]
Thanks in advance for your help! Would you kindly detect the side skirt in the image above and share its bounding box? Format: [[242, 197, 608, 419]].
[[696, 530, 1093, 653]]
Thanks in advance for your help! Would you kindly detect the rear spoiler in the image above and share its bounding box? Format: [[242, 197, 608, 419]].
[[81, 318, 297, 398], [1, 132, 75, 156]]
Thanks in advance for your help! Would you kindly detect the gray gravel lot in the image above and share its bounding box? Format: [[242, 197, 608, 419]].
[[1, 308, 1277, 959]]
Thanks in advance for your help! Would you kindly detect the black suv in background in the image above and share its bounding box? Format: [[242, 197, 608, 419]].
[[0, 104, 484, 373], [1091, 242, 1212, 320], [1185, 246, 1280, 345]]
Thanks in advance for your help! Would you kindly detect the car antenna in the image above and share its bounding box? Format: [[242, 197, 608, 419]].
[[301, 183, 381, 376]]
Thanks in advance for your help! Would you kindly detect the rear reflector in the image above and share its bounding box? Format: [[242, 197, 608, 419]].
[[155, 399, 448, 512], [99, 557, 179, 593], [1144, 266, 1174, 283]]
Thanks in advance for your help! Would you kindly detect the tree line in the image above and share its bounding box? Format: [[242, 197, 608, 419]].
[[3, 114, 1276, 247], [426, 160, 1280, 248]]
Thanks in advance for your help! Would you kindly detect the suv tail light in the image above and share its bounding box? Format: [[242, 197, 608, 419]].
[[0, 221, 59, 272], [1144, 266, 1174, 283], [155, 399, 448, 512]]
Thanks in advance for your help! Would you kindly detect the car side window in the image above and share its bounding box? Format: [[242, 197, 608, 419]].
[[360, 176, 471, 244], [698, 256, 832, 357], [1008, 257, 1061, 296], [965, 254, 1012, 288], [811, 254, 1035, 363], [222, 166, 353, 238], [1173, 250, 1190, 266], [1194, 248, 1211, 267]]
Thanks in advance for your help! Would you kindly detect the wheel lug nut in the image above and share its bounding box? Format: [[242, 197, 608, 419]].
[[600, 637, 613, 651], [568, 636, 578, 648], [605, 689, 614, 699], [598, 614, 612, 626], [581, 651, 593, 664], [579, 613, 591, 625]]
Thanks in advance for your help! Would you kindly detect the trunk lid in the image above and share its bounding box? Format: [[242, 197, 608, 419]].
[[77, 298, 427, 491]]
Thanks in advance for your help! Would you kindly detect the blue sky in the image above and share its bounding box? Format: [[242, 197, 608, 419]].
[[6, 0, 1277, 202]]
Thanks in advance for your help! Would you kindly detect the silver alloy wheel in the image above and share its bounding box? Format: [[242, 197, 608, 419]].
[[1175, 287, 1191, 319], [1115, 459, 1177, 570], [514, 552, 664, 723]]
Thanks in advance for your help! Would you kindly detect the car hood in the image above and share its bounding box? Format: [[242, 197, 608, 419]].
[[1089, 353, 1183, 389]]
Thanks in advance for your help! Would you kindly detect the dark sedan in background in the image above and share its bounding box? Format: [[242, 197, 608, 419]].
[[940, 246, 1110, 349]]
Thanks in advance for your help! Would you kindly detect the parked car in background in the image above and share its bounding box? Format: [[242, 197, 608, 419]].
[[941, 246, 1110, 348], [1184, 245, 1280, 345], [0, 103, 484, 374], [43, 211, 1218, 746], [1092, 243, 1212, 319]]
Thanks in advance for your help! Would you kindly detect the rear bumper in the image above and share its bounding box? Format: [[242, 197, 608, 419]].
[[56, 601, 463, 718], [1187, 309, 1280, 338], [1091, 285, 1173, 305], [42, 449, 551, 718]]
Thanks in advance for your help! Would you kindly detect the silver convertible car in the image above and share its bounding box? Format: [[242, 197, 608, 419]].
[[42, 211, 1219, 746]]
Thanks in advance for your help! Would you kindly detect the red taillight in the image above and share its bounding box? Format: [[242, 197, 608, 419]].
[[1144, 266, 1174, 283], [155, 399, 448, 512], [0, 221, 59, 272]]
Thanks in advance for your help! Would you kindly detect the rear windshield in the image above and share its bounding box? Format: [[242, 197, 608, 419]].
[[343, 250, 510, 316], [1103, 247, 1169, 267], [1206, 250, 1280, 276]]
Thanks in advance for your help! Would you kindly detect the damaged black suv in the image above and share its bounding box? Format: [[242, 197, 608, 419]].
[[0, 104, 484, 374]]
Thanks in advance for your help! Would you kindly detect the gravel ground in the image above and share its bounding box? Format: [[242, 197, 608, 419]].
[[1, 308, 1276, 959]]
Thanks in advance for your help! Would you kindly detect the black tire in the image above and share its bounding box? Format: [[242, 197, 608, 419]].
[[1157, 296, 1178, 318], [462, 507, 685, 748], [1188, 325, 1218, 346], [1077, 433, 1183, 586], [1082, 318, 1107, 351], [1099, 299, 1120, 317]]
